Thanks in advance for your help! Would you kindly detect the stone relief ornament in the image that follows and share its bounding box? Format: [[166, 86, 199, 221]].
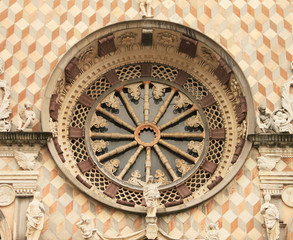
[[103, 159, 120, 175], [185, 115, 203, 128], [0, 184, 15, 207], [0, 80, 11, 132], [156, 32, 178, 45], [49, 117, 58, 137], [176, 159, 194, 175], [281, 186, 293, 208], [139, 0, 152, 18], [188, 140, 204, 156], [256, 105, 279, 133], [126, 169, 142, 185], [90, 115, 109, 129], [174, 92, 193, 110], [124, 83, 142, 100], [261, 194, 280, 240], [17, 102, 36, 132], [257, 154, 281, 171], [26, 192, 45, 240], [78, 46, 95, 65], [152, 83, 169, 100], [0, 57, 4, 75], [200, 46, 217, 64], [14, 151, 38, 170], [101, 92, 120, 110], [117, 32, 137, 46], [205, 222, 220, 240], [154, 169, 169, 185], [77, 214, 103, 240], [91, 139, 109, 153]]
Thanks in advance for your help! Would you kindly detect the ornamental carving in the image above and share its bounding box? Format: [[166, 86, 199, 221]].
[[188, 141, 204, 156], [14, 151, 38, 170], [176, 159, 194, 175], [0, 80, 11, 132], [91, 139, 109, 153], [117, 32, 138, 46], [125, 83, 142, 100], [101, 92, 120, 110], [156, 32, 178, 45], [103, 159, 120, 175], [205, 222, 220, 240], [17, 102, 36, 132], [77, 214, 103, 240], [90, 115, 109, 129], [0, 184, 15, 206], [126, 170, 142, 185], [201, 46, 217, 64], [185, 115, 203, 128], [174, 92, 193, 110], [44, 21, 252, 214], [154, 169, 170, 185], [281, 186, 293, 208], [257, 154, 280, 171], [152, 83, 169, 100]]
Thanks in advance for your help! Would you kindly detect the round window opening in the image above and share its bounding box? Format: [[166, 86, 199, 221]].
[[43, 20, 254, 213]]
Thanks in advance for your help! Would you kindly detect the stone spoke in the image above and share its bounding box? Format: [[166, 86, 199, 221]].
[[117, 88, 141, 126], [158, 105, 197, 130], [159, 139, 198, 163], [144, 81, 150, 123], [152, 88, 177, 125], [117, 145, 144, 179], [161, 132, 204, 139], [96, 141, 138, 163], [153, 144, 179, 181], [96, 104, 136, 132], [89, 131, 134, 139]]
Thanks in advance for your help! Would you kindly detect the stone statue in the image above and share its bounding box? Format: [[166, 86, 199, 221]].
[[256, 105, 279, 133], [17, 102, 36, 131], [261, 194, 280, 240], [139, 0, 152, 18], [26, 192, 45, 240], [0, 57, 4, 75], [77, 214, 103, 240], [205, 222, 219, 240], [0, 80, 11, 132], [139, 176, 161, 218]]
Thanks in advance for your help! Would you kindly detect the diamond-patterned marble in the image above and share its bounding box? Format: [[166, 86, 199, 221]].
[[0, 0, 292, 239]]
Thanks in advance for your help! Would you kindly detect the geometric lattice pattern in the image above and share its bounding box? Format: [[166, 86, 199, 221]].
[[0, 0, 292, 239]]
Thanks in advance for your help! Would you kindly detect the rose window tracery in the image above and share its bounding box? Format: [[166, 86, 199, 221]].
[[43, 21, 253, 213]]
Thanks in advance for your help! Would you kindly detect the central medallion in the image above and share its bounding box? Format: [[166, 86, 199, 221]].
[[135, 123, 160, 147]]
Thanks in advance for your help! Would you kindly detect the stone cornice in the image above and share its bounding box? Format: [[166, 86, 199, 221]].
[[0, 132, 52, 146], [248, 133, 293, 147]]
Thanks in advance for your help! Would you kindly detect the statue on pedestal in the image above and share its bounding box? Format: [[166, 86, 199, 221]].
[[261, 194, 280, 240], [256, 105, 279, 133], [139, 0, 153, 18], [26, 192, 45, 240], [17, 102, 36, 131]]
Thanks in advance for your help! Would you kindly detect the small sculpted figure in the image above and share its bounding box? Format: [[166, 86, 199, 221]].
[[26, 192, 45, 240], [77, 214, 103, 240], [256, 105, 279, 133], [140, 0, 152, 18], [261, 194, 280, 240], [17, 102, 36, 131], [205, 222, 219, 240], [139, 175, 161, 218]]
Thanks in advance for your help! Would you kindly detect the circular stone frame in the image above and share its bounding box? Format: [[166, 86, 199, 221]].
[[42, 20, 255, 214]]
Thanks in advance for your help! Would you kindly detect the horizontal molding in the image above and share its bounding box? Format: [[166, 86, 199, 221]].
[[0, 132, 52, 146]]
